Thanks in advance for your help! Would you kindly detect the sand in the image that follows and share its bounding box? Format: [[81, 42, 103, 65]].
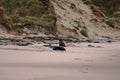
[[0, 42, 120, 80]]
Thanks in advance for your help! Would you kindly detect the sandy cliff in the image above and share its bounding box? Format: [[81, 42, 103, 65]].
[[51, 0, 120, 39], [0, 0, 120, 39]]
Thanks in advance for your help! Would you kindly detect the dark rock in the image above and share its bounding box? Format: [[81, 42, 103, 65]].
[[86, 39, 92, 43], [107, 40, 112, 43], [43, 44, 51, 47], [93, 41, 100, 43], [88, 44, 95, 47], [16, 42, 32, 46]]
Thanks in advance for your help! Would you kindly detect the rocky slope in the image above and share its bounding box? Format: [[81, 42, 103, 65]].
[[0, 0, 120, 39], [91, 0, 120, 30], [51, 0, 120, 39]]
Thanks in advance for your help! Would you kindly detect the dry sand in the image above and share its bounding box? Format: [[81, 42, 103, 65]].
[[0, 42, 120, 80]]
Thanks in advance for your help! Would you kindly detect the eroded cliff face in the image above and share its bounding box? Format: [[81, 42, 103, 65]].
[[0, 0, 120, 39], [51, 0, 120, 39], [91, 0, 120, 16], [0, 0, 57, 36], [91, 0, 120, 29]]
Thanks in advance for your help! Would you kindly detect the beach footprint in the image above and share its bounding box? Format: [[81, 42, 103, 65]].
[[79, 67, 89, 74], [74, 58, 81, 61]]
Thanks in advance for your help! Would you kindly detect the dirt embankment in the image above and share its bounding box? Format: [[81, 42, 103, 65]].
[[0, 0, 120, 40], [51, 0, 120, 39]]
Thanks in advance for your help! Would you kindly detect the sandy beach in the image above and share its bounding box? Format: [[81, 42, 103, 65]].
[[0, 42, 120, 80], [0, 0, 120, 80]]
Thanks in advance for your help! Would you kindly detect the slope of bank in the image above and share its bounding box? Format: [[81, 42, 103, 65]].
[[51, 0, 120, 39], [0, 0, 120, 39]]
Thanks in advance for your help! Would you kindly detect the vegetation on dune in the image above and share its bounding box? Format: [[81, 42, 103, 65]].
[[0, 0, 57, 35], [0, 7, 21, 35], [0, 0, 52, 17], [91, 0, 120, 28], [80, 26, 88, 37], [91, 0, 120, 17]]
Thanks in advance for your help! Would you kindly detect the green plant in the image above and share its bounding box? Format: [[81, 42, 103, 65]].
[[73, 21, 81, 28], [78, 10, 83, 14], [80, 26, 88, 37], [105, 19, 115, 28], [113, 11, 120, 17], [70, 3, 76, 10], [91, 0, 120, 17]]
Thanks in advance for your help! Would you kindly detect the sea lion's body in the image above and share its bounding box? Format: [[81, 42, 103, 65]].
[[49, 44, 66, 51], [53, 46, 66, 51]]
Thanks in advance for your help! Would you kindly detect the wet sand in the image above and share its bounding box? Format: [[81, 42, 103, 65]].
[[0, 42, 120, 80]]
